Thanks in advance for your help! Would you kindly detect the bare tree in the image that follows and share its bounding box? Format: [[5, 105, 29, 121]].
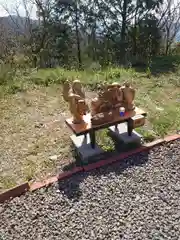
[[1, 0, 54, 67], [0, 0, 35, 66], [158, 0, 180, 55], [1, 0, 35, 37], [0, 21, 10, 59]]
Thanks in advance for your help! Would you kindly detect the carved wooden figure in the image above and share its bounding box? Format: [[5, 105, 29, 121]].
[[122, 82, 135, 111], [72, 80, 85, 99], [116, 84, 123, 105], [106, 82, 123, 107], [64, 80, 89, 124], [68, 92, 85, 124], [90, 89, 112, 115], [91, 97, 102, 116]]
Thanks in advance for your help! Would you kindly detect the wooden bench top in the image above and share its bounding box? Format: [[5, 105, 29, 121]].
[[65, 107, 147, 136]]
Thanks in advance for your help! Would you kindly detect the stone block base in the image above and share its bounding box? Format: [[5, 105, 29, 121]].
[[70, 134, 104, 163], [109, 123, 142, 144]]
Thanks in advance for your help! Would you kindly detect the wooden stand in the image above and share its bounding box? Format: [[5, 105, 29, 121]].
[[65, 107, 147, 161]]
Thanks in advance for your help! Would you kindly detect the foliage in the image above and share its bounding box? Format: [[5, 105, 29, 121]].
[[171, 42, 180, 55], [0, 61, 30, 96], [136, 128, 156, 142], [0, 63, 16, 85], [1, 0, 170, 69]]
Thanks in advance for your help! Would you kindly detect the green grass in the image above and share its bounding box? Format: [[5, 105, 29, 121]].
[[29, 66, 138, 88], [1, 59, 180, 138], [26, 63, 180, 138], [0, 56, 180, 139], [0, 176, 17, 191], [96, 129, 115, 152], [0, 56, 179, 192], [136, 128, 156, 142]]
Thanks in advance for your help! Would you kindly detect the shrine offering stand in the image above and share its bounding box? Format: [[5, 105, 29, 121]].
[[65, 107, 147, 162]]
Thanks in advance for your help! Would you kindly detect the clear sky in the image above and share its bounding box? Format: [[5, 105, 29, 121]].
[[0, 0, 37, 19], [0, 0, 179, 20]]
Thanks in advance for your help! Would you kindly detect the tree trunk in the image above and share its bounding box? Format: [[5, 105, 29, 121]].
[[32, 55, 37, 68], [75, 2, 82, 69], [165, 41, 170, 55], [165, 28, 170, 55], [120, 0, 128, 64], [133, 0, 139, 57], [92, 22, 97, 61]]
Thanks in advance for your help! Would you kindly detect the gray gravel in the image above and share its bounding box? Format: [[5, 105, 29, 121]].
[[0, 140, 180, 240]]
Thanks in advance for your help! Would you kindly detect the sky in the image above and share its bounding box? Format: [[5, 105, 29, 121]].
[[0, 0, 179, 20], [0, 0, 37, 19]]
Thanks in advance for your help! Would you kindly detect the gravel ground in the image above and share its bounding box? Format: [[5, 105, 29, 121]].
[[0, 140, 180, 240]]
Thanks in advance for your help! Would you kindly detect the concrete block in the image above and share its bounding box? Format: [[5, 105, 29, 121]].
[[70, 134, 104, 162], [108, 123, 142, 144], [109, 123, 127, 134]]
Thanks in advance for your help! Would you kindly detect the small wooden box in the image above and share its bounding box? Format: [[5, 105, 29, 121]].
[[130, 114, 145, 129]]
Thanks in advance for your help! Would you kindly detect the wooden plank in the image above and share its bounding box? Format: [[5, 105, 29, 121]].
[[0, 183, 30, 203], [65, 107, 147, 136]]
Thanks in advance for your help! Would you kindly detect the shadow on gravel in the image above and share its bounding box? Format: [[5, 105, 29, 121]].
[[62, 139, 142, 172], [57, 150, 149, 201]]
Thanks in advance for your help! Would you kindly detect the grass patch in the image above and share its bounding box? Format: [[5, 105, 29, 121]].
[[136, 128, 156, 142], [0, 176, 17, 191], [96, 129, 115, 152], [0, 56, 180, 192], [151, 55, 180, 75], [29, 66, 139, 89]]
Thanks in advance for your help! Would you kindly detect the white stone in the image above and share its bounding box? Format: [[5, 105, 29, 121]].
[[49, 155, 58, 161], [156, 107, 164, 111], [109, 123, 127, 134]]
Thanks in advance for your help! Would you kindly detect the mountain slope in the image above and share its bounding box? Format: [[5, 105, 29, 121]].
[[0, 15, 38, 36]]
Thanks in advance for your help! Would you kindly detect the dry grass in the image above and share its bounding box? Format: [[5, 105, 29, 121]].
[[0, 61, 180, 192], [0, 84, 110, 193], [0, 85, 74, 192]]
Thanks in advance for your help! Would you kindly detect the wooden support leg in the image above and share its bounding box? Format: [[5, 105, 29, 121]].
[[89, 130, 96, 149], [127, 119, 133, 136]]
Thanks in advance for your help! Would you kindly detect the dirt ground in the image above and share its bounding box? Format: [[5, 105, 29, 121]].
[[0, 85, 97, 192]]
